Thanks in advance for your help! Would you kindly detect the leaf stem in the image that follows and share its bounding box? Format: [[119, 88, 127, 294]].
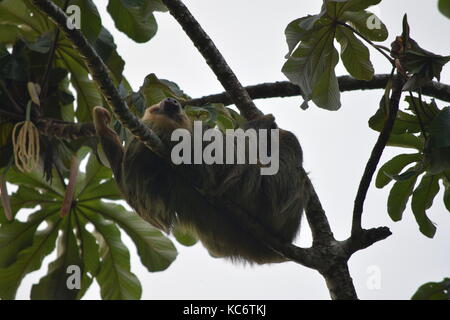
[[408, 91, 428, 140], [336, 21, 395, 66]]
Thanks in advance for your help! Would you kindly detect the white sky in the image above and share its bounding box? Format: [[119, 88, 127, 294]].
[[16, 0, 450, 300]]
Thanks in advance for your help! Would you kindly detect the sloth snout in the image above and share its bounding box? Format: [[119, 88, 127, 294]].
[[161, 98, 182, 115]]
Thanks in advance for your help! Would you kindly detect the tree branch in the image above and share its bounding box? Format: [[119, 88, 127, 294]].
[[351, 75, 404, 235], [35, 118, 96, 140], [184, 75, 450, 106], [161, 0, 263, 121]]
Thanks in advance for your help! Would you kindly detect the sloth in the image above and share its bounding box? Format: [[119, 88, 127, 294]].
[[93, 98, 307, 264]]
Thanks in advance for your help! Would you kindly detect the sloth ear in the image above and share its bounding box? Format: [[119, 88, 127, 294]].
[[93, 107, 124, 179]]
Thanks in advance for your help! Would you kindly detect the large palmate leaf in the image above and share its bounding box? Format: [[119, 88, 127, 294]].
[[282, 0, 387, 110], [82, 211, 142, 300], [373, 91, 449, 237], [0, 205, 59, 268], [0, 153, 177, 300], [80, 201, 177, 272], [0, 215, 61, 300], [30, 216, 84, 300]]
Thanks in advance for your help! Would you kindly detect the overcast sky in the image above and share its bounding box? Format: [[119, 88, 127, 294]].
[[17, 0, 450, 300]]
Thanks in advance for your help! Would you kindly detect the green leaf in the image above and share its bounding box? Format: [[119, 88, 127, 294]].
[[57, 48, 103, 122], [6, 168, 64, 198], [330, 0, 382, 13], [341, 10, 388, 41], [282, 25, 341, 110], [25, 32, 53, 54], [70, 0, 102, 41], [284, 15, 323, 55], [394, 15, 450, 91], [81, 201, 177, 272], [411, 175, 439, 238], [173, 226, 198, 247], [30, 216, 83, 300], [387, 133, 424, 150], [90, 27, 125, 84], [76, 154, 115, 198], [387, 174, 419, 222], [0, 206, 59, 268], [376, 153, 422, 188], [438, 0, 450, 19], [426, 107, 450, 174], [139, 74, 190, 106], [0, 24, 34, 44], [444, 177, 450, 212], [107, 0, 158, 43], [0, 216, 61, 300], [412, 278, 450, 300], [76, 215, 100, 276], [428, 107, 450, 149], [82, 211, 142, 300], [335, 25, 374, 80], [0, 0, 43, 36], [369, 96, 422, 135], [282, 0, 387, 110]]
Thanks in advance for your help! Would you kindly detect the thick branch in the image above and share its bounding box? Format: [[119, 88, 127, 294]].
[[36, 119, 95, 140], [351, 76, 404, 235], [161, 0, 263, 121], [184, 75, 450, 106], [301, 168, 334, 246], [31, 0, 166, 157]]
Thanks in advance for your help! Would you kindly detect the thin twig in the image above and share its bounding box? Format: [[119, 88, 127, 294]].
[[337, 21, 395, 66], [351, 74, 403, 235], [408, 91, 427, 139]]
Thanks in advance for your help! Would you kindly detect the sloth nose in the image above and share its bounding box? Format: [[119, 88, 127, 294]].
[[161, 98, 181, 114]]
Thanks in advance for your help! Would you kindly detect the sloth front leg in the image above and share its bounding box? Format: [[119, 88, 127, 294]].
[[92, 106, 124, 179]]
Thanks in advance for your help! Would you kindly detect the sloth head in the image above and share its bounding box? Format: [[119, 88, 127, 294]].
[[142, 98, 192, 137]]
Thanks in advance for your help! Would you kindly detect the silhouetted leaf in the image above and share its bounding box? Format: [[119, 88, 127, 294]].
[[376, 153, 422, 188], [412, 278, 450, 300], [439, 0, 450, 19], [388, 174, 419, 221]]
